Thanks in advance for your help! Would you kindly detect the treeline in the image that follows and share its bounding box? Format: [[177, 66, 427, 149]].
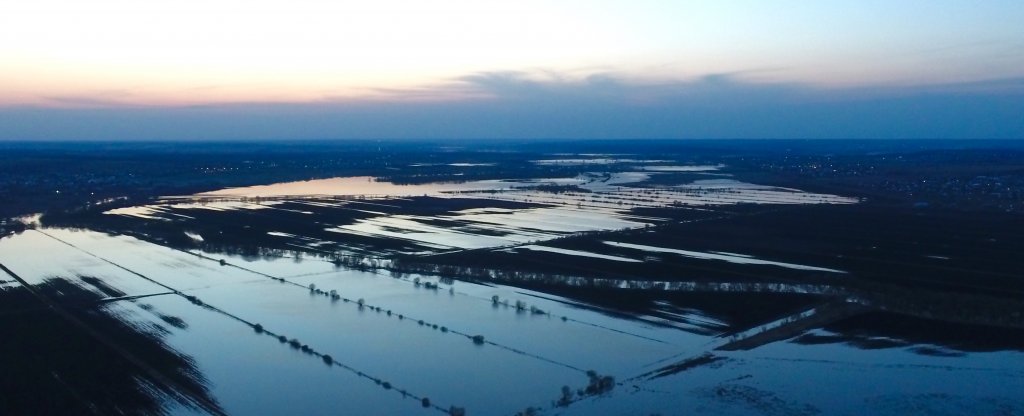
[[335, 252, 1024, 330]]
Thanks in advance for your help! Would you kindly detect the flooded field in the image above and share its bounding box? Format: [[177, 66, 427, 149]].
[[3, 155, 1023, 415], [100, 170, 858, 257]]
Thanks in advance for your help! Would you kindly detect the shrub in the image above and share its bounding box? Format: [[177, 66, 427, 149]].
[[558, 385, 573, 406], [516, 407, 537, 416], [583, 371, 615, 395]]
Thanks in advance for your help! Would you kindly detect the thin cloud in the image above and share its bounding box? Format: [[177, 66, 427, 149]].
[[42, 89, 143, 108], [2, 70, 1022, 140]]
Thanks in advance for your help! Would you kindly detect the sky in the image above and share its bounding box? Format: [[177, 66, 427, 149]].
[[1, 0, 1023, 140]]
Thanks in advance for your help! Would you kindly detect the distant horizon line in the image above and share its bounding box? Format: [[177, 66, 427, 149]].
[[2, 137, 1022, 144]]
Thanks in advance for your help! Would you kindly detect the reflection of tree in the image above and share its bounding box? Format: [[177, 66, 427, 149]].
[[0, 278, 223, 415]]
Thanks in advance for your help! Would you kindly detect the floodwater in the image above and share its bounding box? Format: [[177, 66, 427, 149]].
[[108, 174, 856, 256], [531, 158, 671, 165], [192, 176, 581, 198], [3, 227, 1021, 415], [604, 241, 848, 274], [3, 169, 1021, 415], [0, 228, 704, 415], [635, 164, 725, 172], [508, 245, 643, 263]]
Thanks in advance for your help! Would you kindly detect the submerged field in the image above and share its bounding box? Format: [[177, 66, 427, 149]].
[[3, 146, 1024, 415]]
